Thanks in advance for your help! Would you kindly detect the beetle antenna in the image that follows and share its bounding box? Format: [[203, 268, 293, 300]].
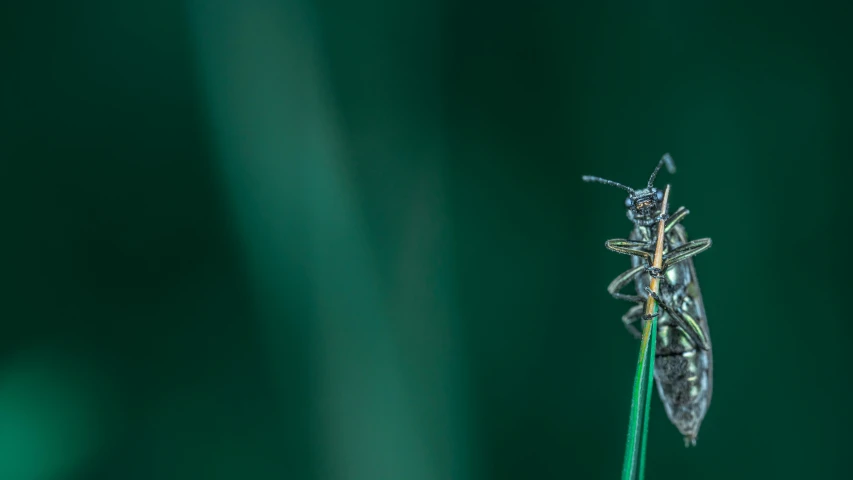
[[648, 153, 676, 188], [582, 175, 635, 194]]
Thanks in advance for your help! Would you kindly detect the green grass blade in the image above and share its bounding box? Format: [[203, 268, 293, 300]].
[[621, 306, 658, 480], [638, 311, 657, 480]]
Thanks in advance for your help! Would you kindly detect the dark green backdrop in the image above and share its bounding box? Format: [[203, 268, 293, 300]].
[[2, 1, 851, 479]]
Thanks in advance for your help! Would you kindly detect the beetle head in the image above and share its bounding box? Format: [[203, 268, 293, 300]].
[[582, 153, 676, 227]]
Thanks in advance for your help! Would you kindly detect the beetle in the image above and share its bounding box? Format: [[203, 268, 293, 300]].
[[582, 154, 713, 446]]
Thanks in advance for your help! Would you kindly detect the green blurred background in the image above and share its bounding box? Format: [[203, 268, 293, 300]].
[[2, 1, 851, 479]]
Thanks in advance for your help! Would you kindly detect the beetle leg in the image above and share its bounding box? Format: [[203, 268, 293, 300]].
[[607, 265, 646, 303], [604, 239, 653, 262], [644, 287, 710, 350], [644, 265, 669, 283], [621, 304, 645, 339], [664, 206, 689, 233], [662, 238, 712, 269], [678, 310, 710, 350]]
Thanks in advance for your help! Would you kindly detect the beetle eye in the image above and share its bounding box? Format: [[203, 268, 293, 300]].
[[655, 190, 664, 201], [625, 196, 634, 207]]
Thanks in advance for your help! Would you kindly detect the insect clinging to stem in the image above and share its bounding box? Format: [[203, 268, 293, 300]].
[[583, 153, 713, 446]]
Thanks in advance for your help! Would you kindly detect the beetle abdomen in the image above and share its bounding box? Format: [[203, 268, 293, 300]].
[[655, 347, 711, 446]]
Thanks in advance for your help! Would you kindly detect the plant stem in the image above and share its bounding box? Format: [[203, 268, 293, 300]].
[[645, 184, 670, 316], [622, 184, 670, 480]]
